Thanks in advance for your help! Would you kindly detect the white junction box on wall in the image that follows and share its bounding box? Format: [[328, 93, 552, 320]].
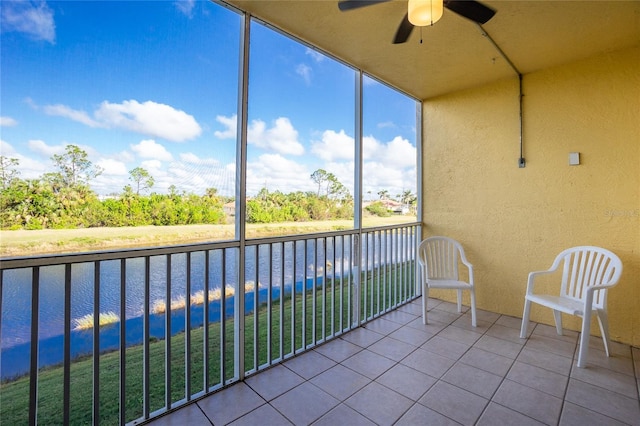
[[569, 152, 580, 165]]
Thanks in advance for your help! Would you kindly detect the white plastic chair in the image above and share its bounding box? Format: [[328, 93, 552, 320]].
[[519, 246, 623, 368], [418, 236, 477, 326]]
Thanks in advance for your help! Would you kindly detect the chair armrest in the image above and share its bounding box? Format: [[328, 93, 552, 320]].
[[585, 281, 619, 293], [458, 250, 474, 285], [466, 263, 474, 286], [525, 269, 557, 296], [525, 252, 565, 295]]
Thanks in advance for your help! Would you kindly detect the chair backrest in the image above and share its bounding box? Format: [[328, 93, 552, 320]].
[[418, 236, 464, 281], [554, 246, 623, 308]]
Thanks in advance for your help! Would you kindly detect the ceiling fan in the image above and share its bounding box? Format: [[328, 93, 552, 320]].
[[338, 0, 496, 44]]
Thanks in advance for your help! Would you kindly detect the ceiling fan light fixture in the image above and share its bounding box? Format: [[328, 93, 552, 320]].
[[408, 0, 444, 26]]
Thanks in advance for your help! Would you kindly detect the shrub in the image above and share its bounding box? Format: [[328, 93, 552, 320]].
[[365, 201, 391, 217]]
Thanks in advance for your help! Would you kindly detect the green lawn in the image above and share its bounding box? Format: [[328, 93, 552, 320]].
[[0, 264, 416, 425]]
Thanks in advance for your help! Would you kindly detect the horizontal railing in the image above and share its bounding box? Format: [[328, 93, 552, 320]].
[[0, 223, 420, 425]]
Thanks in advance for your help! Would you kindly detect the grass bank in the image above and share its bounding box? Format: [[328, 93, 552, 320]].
[[0, 265, 416, 425], [0, 217, 417, 257]]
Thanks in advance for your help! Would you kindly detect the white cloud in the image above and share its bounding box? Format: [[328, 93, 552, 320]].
[[248, 117, 304, 156], [34, 98, 201, 142], [246, 153, 312, 195], [96, 158, 127, 176], [115, 150, 135, 163], [296, 63, 312, 85], [168, 166, 191, 180], [1, 140, 49, 179], [162, 159, 235, 196], [362, 161, 404, 192], [141, 159, 163, 171], [131, 139, 174, 162], [174, 0, 195, 17], [91, 175, 126, 195], [0, 140, 16, 156], [43, 104, 102, 127], [324, 161, 354, 194], [179, 152, 220, 166], [25, 139, 103, 163], [311, 130, 353, 161], [94, 100, 201, 142], [8, 154, 48, 180], [362, 160, 417, 198], [214, 114, 237, 139], [0, 0, 55, 43], [377, 121, 395, 129], [27, 139, 64, 157], [378, 136, 416, 168], [362, 135, 383, 160], [305, 48, 325, 62], [1, 117, 18, 127], [310, 132, 416, 197]]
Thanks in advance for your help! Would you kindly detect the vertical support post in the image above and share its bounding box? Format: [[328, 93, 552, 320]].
[[165, 255, 172, 409], [266, 244, 272, 364], [143, 257, 150, 419], [185, 252, 192, 400], [253, 247, 259, 369], [220, 251, 227, 384], [203, 250, 210, 390], [93, 261, 101, 425], [235, 11, 251, 381], [352, 233, 360, 328], [302, 242, 307, 348], [312, 240, 317, 345], [352, 70, 364, 327], [29, 267, 40, 426], [279, 242, 285, 359], [416, 102, 423, 295], [119, 259, 126, 426], [63, 264, 71, 425], [292, 243, 297, 353]]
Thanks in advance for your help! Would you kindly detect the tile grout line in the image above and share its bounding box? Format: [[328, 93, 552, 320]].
[[384, 304, 493, 425], [336, 300, 467, 425], [466, 314, 527, 426], [146, 298, 639, 426], [389, 303, 471, 425]]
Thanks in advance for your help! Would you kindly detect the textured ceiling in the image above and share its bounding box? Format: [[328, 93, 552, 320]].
[[222, 0, 640, 100]]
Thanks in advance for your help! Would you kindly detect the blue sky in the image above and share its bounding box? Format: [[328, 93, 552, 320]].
[[1, 0, 417, 199]]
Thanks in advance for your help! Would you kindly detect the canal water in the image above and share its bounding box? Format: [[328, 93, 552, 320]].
[[1, 237, 358, 379], [1, 233, 412, 379]]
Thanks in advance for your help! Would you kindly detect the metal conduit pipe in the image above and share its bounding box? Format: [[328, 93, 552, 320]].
[[478, 24, 525, 168]]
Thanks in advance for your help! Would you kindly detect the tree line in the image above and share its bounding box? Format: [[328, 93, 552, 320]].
[[0, 146, 227, 230], [0, 145, 415, 230]]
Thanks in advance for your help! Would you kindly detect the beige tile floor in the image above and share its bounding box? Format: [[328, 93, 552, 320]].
[[149, 298, 640, 426]]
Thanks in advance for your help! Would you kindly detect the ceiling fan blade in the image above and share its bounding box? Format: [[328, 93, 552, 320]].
[[338, 0, 391, 12], [444, 0, 496, 24], [393, 13, 414, 44]]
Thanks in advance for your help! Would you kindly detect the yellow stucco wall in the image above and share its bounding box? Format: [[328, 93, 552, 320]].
[[422, 46, 639, 346]]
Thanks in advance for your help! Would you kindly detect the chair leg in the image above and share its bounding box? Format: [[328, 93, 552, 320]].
[[577, 313, 592, 368], [422, 284, 430, 325], [553, 309, 564, 336], [520, 299, 531, 339], [469, 289, 477, 327], [456, 290, 462, 313], [596, 310, 611, 357]]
